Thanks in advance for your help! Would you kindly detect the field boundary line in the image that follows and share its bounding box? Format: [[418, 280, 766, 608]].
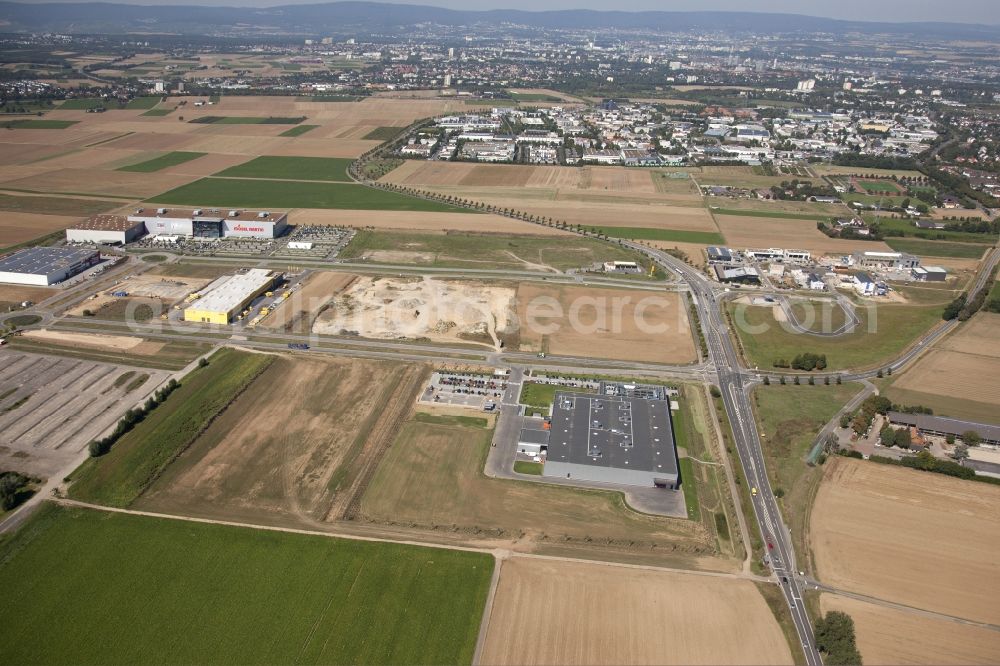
[[816, 585, 1000, 634], [472, 551, 505, 665]]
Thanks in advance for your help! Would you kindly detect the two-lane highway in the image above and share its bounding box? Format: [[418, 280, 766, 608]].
[[625, 241, 823, 666]]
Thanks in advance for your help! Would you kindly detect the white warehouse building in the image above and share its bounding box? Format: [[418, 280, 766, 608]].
[[127, 208, 288, 239], [65, 215, 147, 245]]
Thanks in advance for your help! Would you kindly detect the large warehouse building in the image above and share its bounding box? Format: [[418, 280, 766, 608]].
[[184, 268, 278, 324], [0, 247, 101, 286], [65, 215, 146, 245], [128, 208, 288, 239], [542, 388, 679, 488]]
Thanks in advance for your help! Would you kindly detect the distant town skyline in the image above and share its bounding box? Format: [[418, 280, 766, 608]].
[[5, 0, 997, 26]]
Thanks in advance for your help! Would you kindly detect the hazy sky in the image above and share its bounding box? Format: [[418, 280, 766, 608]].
[[11, 0, 998, 25]]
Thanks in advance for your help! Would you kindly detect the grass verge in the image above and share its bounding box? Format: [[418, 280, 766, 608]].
[[68, 349, 272, 506]]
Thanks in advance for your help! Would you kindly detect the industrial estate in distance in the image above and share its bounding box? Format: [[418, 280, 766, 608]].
[[0, 2, 998, 665]]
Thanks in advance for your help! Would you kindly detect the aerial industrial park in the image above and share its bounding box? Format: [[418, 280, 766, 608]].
[[0, 2, 998, 665]]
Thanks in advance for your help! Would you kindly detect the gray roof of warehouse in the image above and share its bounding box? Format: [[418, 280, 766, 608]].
[[546, 391, 677, 478], [0, 247, 97, 275]]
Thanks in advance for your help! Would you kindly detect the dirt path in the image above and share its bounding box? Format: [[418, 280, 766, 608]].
[[503, 250, 559, 274]]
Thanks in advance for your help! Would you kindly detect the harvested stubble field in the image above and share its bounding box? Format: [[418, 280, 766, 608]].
[[136, 355, 428, 526], [2, 167, 194, 199], [0, 212, 79, 246], [820, 594, 1000, 666], [0, 283, 55, 306], [0, 504, 492, 666], [516, 283, 696, 364], [883, 312, 1000, 424], [810, 458, 1000, 625], [360, 412, 722, 567], [23, 329, 163, 355], [481, 557, 792, 665], [291, 209, 567, 235], [261, 271, 357, 332], [714, 213, 893, 255]]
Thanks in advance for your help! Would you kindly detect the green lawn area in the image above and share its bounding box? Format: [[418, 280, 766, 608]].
[[857, 180, 902, 194], [513, 461, 543, 475], [752, 383, 860, 572], [519, 381, 557, 410], [1, 119, 77, 129], [678, 457, 700, 521], [0, 504, 492, 666], [413, 412, 489, 429], [118, 151, 206, 173], [885, 238, 991, 259], [279, 124, 318, 137], [214, 156, 353, 181], [189, 116, 306, 125], [148, 178, 463, 212], [362, 126, 406, 141], [592, 226, 724, 244], [341, 230, 651, 271], [730, 302, 944, 371], [68, 349, 272, 507]]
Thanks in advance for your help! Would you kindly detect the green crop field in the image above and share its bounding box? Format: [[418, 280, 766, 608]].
[[0, 504, 492, 666], [885, 238, 991, 259], [189, 116, 306, 125], [308, 95, 362, 102], [149, 178, 464, 212], [214, 156, 353, 181], [1, 119, 77, 129], [362, 126, 406, 141], [509, 92, 562, 102], [56, 98, 109, 110], [874, 217, 996, 244], [118, 151, 207, 173], [341, 230, 652, 271], [279, 124, 318, 137], [729, 302, 944, 371], [141, 108, 173, 117], [125, 96, 162, 110], [69, 349, 273, 507], [592, 226, 725, 244]]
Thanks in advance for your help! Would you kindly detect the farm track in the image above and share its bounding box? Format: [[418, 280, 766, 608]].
[[331, 364, 429, 521]]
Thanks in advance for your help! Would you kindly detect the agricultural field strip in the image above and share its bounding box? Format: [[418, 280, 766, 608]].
[[54, 497, 770, 582]]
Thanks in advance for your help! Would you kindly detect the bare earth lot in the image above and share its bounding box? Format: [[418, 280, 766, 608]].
[[313, 276, 515, 349], [810, 458, 1000, 625], [0, 351, 167, 479], [482, 557, 792, 665], [22, 329, 164, 355], [136, 355, 427, 525], [516, 283, 696, 363], [820, 594, 1000, 666]]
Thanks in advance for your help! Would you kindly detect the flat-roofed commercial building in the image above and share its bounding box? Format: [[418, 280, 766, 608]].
[[0, 247, 101, 286], [543, 390, 679, 488], [66, 215, 146, 245], [128, 208, 288, 239], [184, 268, 277, 324]]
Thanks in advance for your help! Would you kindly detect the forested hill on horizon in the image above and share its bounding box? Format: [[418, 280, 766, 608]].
[[1, 1, 999, 39]]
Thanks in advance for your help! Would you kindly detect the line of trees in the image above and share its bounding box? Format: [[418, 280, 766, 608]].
[[814, 611, 863, 665], [88, 378, 180, 457]]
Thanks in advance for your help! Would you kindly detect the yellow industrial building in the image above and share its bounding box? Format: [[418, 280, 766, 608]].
[[183, 268, 277, 324]]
